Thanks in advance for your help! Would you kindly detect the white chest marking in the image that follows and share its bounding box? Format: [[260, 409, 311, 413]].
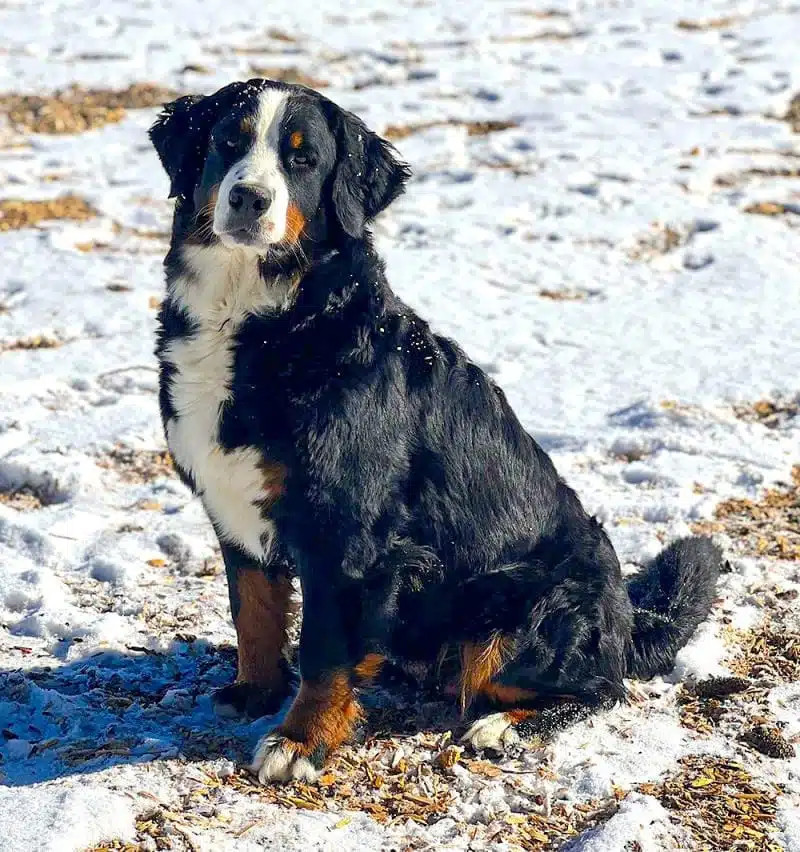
[[163, 243, 293, 559]]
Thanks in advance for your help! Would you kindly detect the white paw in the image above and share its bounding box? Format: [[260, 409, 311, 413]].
[[250, 733, 320, 784], [461, 713, 520, 752]]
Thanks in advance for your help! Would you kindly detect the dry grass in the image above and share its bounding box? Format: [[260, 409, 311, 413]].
[[640, 756, 783, 851], [729, 620, 800, 684], [0, 487, 45, 510], [784, 92, 800, 133], [248, 66, 328, 88], [0, 333, 63, 353], [625, 221, 688, 260], [733, 397, 799, 429], [384, 118, 518, 141], [0, 195, 96, 231], [538, 289, 588, 302], [743, 201, 797, 217], [693, 465, 800, 561], [96, 445, 174, 483], [676, 16, 743, 31], [0, 83, 181, 134]]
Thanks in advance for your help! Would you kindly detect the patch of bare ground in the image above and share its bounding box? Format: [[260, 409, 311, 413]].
[[0, 83, 181, 134], [96, 445, 174, 483], [538, 289, 589, 302], [0, 487, 45, 510], [784, 93, 800, 133], [743, 200, 800, 217], [676, 16, 744, 31], [639, 756, 784, 851], [0, 195, 96, 231], [715, 165, 800, 187], [625, 221, 689, 260], [733, 397, 799, 429], [0, 333, 63, 353], [247, 66, 329, 88], [692, 465, 800, 562], [384, 118, 518, 141]]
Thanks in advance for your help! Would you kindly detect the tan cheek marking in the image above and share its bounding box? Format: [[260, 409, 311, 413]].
[[458, 633, 516, 713], [285, 203, 306, 243], [259, 460, 287, 508], [289, 131, 304, 149]]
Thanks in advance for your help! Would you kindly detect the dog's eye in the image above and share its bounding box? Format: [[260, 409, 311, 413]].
[[225, 139, 237, 148]]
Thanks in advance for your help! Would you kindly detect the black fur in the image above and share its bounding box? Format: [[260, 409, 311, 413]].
[[151, 80, 721, 752]]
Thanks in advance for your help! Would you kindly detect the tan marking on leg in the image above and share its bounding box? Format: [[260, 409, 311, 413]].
[[481, 683, 539, 706], [279, 673, 361, 757], [506, 708, 538, 724], [353, 653, 385, 683], [458, 633, 516, 713], [236, 570, 295, 688]]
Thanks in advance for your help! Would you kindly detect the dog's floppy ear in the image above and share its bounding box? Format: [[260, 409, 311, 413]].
[[328, 106, 411, 237], [149, 95, 207, 199], [149, 82, 251, 200]]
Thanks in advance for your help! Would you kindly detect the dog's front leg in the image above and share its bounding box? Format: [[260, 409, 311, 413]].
[[214, 542, 297, 719], [251, 574, 362, 784]]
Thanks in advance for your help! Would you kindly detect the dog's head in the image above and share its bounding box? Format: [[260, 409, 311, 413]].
[[149, 79, 410, 261]]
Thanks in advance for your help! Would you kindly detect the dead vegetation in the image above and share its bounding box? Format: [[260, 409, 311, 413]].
[[693, 465, 800, 562], [743, 201, 798, 217], [733, 397, 799, 429], [383, 118, 518, 141], [0, 195, 96, 231], [0, 333, 63, 353], [676, 16, 743, 31], [729, 619, 800, 684], [625, 221, 688, 260], [640, 756, 783, 851], [0, 83, 181, 134], [784, 93, 800, 133], [538, 288, 589, 302], [96, 445, 174, 483], [0, 487, 45, 510], [247, 66, 329, 88]]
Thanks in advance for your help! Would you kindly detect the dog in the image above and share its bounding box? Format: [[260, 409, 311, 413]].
[[149, 79, 721, 784]]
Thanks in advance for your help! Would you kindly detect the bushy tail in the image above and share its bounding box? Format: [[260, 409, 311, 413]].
[[626, 536, 722, 679]]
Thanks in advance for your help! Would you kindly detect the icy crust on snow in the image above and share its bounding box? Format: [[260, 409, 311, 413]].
[[1, 0, 800, 848]]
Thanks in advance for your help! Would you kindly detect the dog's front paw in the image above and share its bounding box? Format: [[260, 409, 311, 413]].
[[250, 732, 325, 784], [213, 681, 292, 719], [461, 712, 522, 753]]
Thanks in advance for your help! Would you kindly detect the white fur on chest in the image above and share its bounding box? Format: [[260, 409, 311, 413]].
[[163, 244, 292, 559]]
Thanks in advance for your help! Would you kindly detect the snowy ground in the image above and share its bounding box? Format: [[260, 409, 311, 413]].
[[1, 0, 799, 849]]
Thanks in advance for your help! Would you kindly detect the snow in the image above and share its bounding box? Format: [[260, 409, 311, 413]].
[[1, 0, 800, 848]]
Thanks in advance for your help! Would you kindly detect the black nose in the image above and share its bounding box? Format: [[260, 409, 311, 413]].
[[228, 183, 273, 216]]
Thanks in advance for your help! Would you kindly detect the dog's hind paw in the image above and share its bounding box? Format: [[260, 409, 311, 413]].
[[250, 732, 324, 784], [461, 712, 522, 753]]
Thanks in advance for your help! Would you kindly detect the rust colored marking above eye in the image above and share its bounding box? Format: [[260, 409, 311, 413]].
[[240, 116, 256, 134], [289, 130, 304, 149]]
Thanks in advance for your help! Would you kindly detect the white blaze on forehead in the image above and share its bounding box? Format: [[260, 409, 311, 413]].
[[214, 88, 290, 246]]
